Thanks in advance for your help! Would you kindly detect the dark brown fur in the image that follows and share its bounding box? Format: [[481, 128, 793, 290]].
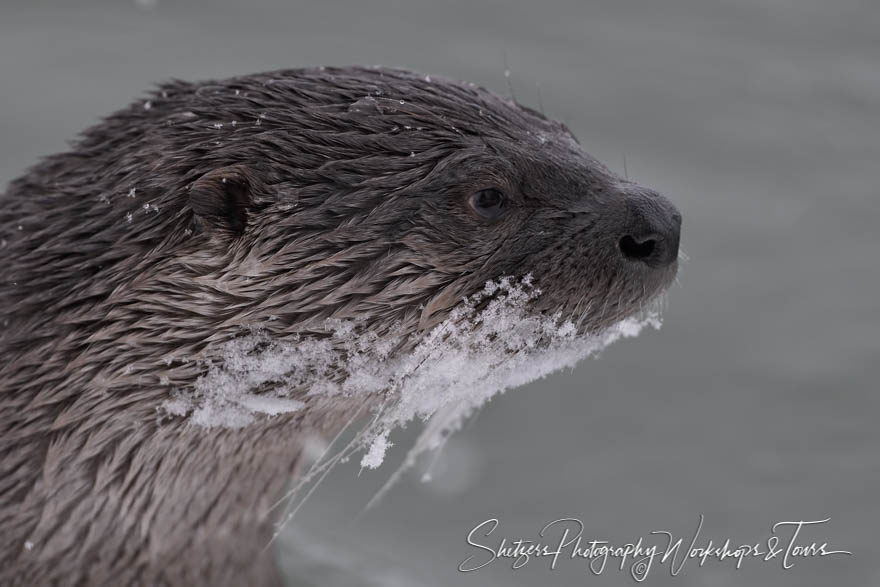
[[0, 66, 679, 585]]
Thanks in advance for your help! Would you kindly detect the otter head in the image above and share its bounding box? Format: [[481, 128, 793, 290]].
[[171, 67, 680, 343], [0, 67, 684, 583]]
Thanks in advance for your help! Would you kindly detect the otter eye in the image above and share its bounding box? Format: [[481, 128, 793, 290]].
[[469, 188, 506, 220]]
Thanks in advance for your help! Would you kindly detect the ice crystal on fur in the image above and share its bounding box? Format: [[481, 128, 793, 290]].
[[165, 276, 661, 467]]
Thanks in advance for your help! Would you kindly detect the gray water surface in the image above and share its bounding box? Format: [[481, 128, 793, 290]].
[[1, 1, 877, 585]]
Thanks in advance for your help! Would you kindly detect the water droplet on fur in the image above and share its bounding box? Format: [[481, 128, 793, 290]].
[[348, 96, 382, 114], [143, 101, 152, 110]]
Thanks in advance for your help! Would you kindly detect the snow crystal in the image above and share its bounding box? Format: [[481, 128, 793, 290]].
[[143, 100, 152, 110], [162, 330, 332, 428], [360, 430, 391, 469], [164, 276, 662, 473], [127, 187, 137, 198]]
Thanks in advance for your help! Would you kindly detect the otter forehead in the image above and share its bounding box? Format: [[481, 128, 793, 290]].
[[179, 66, 572, 141], [149, 66, 596, 189]]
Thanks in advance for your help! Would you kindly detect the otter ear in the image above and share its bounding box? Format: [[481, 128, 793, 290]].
[[189, 165, 255, 233]]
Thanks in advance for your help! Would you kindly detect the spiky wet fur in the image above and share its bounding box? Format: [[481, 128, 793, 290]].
[[0, 66, 677, 585]]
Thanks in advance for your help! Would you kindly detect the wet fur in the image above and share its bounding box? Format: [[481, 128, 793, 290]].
[[0, 66, 677, 585]]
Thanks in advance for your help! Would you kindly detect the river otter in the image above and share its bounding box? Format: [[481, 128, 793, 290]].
[[0, 66, 681, 586]]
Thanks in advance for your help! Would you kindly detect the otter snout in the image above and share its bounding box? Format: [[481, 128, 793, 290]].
[[618, 189, 682, 269]]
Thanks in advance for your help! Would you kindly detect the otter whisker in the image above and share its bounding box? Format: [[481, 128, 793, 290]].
[[268, 399, 387, 546], [265, 400, 370, 518], [503, 49, 517, 103]]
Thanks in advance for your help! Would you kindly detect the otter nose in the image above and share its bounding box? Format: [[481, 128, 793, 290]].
[[618, 190, 681, 268]]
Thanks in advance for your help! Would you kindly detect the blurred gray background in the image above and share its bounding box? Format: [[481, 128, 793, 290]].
[[1, 0, 877, 585]]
